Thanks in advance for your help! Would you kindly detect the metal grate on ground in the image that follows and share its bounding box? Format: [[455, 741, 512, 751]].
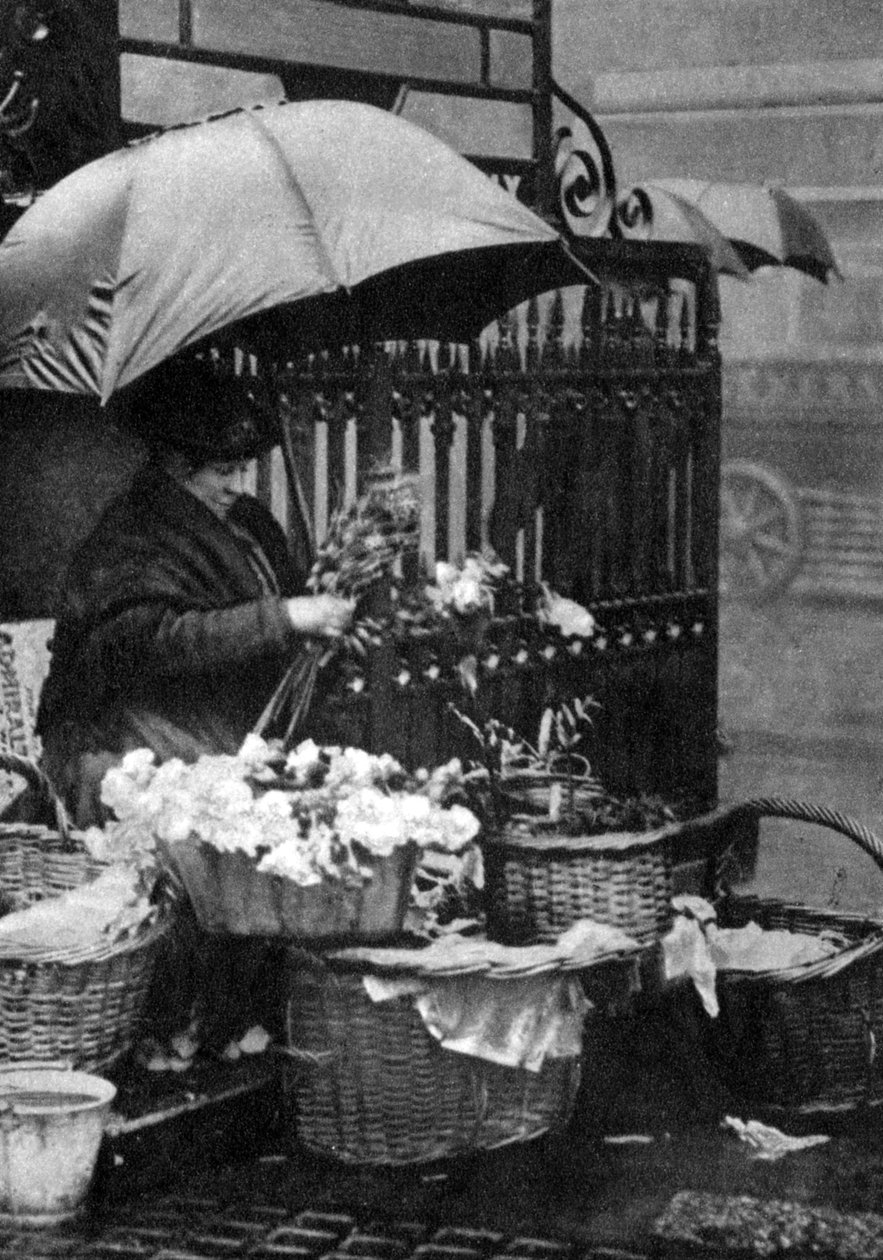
[[0, 1202, 648, 1260]]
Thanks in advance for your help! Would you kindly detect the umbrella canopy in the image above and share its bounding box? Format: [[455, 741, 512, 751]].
[[651, 179, 841, 283], [0, 99, 584, 402], [615, 184, 751, 279]]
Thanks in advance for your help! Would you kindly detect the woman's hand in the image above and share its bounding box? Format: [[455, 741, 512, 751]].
[[285, 594, 356, 639]]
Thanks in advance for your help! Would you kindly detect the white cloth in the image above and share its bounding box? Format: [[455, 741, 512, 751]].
[[363, 971, 590, 1072]]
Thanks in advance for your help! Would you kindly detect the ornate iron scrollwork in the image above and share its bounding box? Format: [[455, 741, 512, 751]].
[[614, 185, 655, 239], [551, 92, 617, 240]]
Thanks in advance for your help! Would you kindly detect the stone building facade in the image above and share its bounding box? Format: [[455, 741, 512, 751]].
[[553, 0, 883, 597]]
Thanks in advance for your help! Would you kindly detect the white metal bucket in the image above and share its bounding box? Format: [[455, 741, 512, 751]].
[[0, 1063, 116, 1225]]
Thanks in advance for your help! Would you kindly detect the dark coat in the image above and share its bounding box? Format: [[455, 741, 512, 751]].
[[37, 463, 305, 825]]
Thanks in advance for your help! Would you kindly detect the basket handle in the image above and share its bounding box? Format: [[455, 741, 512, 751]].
[[711, 797, 883, 893], [0, 752, 74, 846]]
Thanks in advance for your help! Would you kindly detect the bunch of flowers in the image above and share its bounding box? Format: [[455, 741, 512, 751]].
[[424, 553, 510, 619], [257, 474, 421, 743], [307, 475, 422, 602], [84, 735, 481, 891]]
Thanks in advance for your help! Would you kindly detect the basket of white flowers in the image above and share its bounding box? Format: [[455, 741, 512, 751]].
[[93, 736, 481, 944]]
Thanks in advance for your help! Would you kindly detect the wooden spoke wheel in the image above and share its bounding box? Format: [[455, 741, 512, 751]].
[[720, 460, 804, 601]]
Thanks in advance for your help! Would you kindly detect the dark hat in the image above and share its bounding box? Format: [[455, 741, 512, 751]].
[[132, 359, 280, 462]]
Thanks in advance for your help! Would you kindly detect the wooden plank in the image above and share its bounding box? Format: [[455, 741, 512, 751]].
[[192, 0, 491, 86]]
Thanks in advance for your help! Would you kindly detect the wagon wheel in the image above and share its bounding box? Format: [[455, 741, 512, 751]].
[[719, 460, 804, 602]]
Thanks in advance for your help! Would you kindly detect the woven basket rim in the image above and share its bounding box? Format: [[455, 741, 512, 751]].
[[485, 816, 681, 854], [0, 829, 169, 965], [715, 892, 883, 984], [301, 931, 642, 980], [0, 824, 87, 845], [720, 891, 883, 935], [0, 909, 169, 969]]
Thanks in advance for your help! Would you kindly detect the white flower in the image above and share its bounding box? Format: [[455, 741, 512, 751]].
[[100, 750, 158, 818], [150, 758, 189, 793], [398, 793, 433, 828], [434, 561, 459, 587], [423, 758, 465, 803], [254, 790, 294, 821], [237, 733, 276, 770], [155, 795, 196, 845], [430, 803, 482, 852], [424, 553, 508, 617], [120, 748, 156, 785], [450, 573, 487, 615], [257, 838, 324, 886], [284, 740, 324, 784], [202, 777, 255, 818], [322, 746, 404, 793], [334, 787, 408, 857], [325, 747, 378, 790], [537, 584, 596, 638], [373, 753, 405, 783], [81, 825, 111, 862]]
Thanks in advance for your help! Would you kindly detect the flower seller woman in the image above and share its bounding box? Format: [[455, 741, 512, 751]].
[[36, 359, 354, 829]]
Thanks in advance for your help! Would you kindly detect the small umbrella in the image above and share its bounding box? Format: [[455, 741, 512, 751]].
[[615, 184, 751, 279], [651, 179, 841, 283], [0, 99, 589, 402]]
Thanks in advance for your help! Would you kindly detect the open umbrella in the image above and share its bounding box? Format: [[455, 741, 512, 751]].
[[0, 99, 588, 402], [615, 184, 751, 279], [651, 179, 841, 283]]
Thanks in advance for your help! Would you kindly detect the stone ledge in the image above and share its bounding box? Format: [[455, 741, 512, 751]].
[[589, 59, 883, 116]]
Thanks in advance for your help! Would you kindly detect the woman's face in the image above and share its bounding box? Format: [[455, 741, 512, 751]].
[[182, 459, 253, 520]]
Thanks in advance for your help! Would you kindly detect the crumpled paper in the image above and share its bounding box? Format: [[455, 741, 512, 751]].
[[363, 971, 590, 1072], [724, 1115, 830, 1161]]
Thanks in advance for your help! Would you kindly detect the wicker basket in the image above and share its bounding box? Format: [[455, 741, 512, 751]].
[[163, 838, 417, 942], [0, 755, 168, 1073], [284, 946, 584, 1165], [704, 798, 883, 1117], [482, 814, 678, 947], [499, 777, 606, 820], [497, 757, 603, 820]]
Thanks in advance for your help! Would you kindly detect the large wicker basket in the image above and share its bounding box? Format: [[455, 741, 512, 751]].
[[704, 799, 883, 1117], [283, 943, 589, 1165], [0, 755, 168, 1073]]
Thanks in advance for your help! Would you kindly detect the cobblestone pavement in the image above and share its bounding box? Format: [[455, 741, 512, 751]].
[[1, 1194, 648, 1260], [9, 1101, 883, 1260]]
